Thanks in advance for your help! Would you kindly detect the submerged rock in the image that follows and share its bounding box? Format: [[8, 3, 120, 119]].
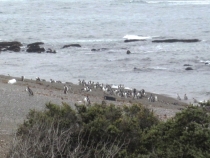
[[124, 39, 146, 43], [62, 44, 81, 48], [152, 39, 200, 43], [127, 50, 131, 54], [185, 67, 193, 70], [183, 64, 192, 66]]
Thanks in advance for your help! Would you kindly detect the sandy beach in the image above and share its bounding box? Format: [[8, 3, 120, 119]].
[[0, 75, 188, 157]]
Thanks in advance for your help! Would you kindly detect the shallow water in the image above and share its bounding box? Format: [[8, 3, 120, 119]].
[[0, 0, 210, 102]]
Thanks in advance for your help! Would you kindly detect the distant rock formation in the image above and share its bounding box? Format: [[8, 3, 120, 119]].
[[62, 44, 81, 48], [0, 41, 22, 52], [0, 41, 57, 54], [152, 39, 200, 43], [26, 42, 45, 53], [185, 67, 193, 70], [124, 39, 146, 43]]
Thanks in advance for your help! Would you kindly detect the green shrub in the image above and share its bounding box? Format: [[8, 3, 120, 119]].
[[141, 106, 210, 158], [8, 103, 210, 158], [8, 102, 158, 158]]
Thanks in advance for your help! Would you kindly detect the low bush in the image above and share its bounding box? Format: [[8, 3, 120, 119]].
[[7, 102, 210, 158], [141, 106, 210, 158], [7, 102, 158, 158]]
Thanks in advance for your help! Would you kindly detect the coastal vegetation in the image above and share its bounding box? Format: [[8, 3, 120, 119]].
[[7, 102, 210, 158]]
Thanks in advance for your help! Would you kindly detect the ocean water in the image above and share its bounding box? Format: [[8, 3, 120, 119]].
[[0, 0, 210, 102]]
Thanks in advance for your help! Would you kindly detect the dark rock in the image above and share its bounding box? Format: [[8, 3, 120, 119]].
[[62, 44, 81, 48], [0, 41, 22, 47], [205, 62, 209, 65], [104, 96, 116, 101], [183, 64, 192, 66], [91, 49, 99, 51], [26, 42, 45, 53], [26, 45, 45, 53], [0, 41, 22, 52], [7, 45, 21, 52], [185, 67, 193, 70], [124, 39, 145, 43], [27, 42, 44, 47], [152, 39, 200, 43], [127, 50, 131, 54]]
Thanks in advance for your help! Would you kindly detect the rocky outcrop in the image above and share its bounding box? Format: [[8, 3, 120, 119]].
[[26, 42, 45, 53], [62, 44, 81, 48], [0, 41, 22, 47], [152, 39, 200, 43], [0, 41, 57, 54], [0, 41, 22, 52], [124, 39, 146, 43]]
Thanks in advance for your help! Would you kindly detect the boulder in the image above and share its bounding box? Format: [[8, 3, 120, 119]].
[[185, 67, 193, 70], [127, 50, 131, 54], [91, 48, 99, 51], [62, 44, 81, 48], [26, 42, 45, 53], [26, 45, 45, 53], [104, 96, 116, 101], [152, 39, 200, 43]]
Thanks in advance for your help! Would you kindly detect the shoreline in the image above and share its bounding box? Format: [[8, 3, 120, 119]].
[[0, 74, 188, 123]]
